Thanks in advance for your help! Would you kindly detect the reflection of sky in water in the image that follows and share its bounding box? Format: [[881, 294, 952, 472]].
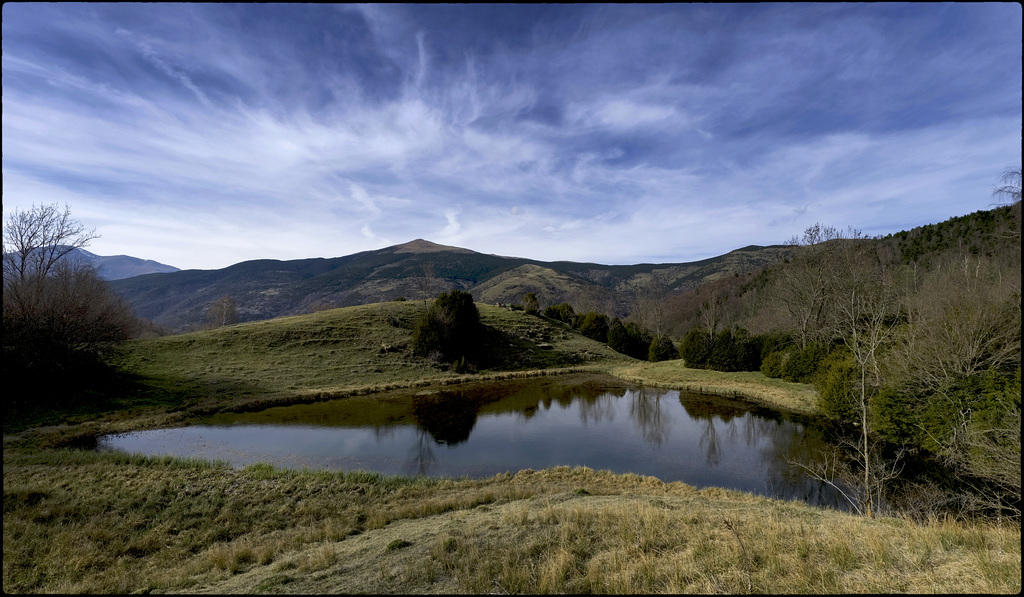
[[97, 383, 845, 509]]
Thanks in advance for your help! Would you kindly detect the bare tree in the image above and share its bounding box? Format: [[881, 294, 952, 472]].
[[825, 241, 905, 518], [790, 439, 907, 518], [890, 253, 1021, 394], [3, 205, 136, 408], [207, 295, 239, 328], [696, 291, 727, 336], [3, 203, 98, 312], [761, 224, 852, 348], [415, 262, 442, 307], [945, 389, 1021, 520], [992, 167, 1022, 205]]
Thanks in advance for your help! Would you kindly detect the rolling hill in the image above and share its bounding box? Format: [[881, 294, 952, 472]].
[[111, 239, 793, 332]]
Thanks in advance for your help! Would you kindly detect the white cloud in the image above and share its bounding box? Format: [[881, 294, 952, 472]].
[[440, 209, 462, 238], [2, 4, 1019, 271]]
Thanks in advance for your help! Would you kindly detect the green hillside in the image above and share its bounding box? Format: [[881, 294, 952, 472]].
[[112, 300, 633, 416]]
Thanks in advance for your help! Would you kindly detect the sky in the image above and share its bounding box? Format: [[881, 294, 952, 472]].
[[2, 3, 1021, 271]]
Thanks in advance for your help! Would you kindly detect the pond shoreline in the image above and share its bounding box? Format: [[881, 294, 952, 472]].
[[7, 362, 819, 454], [94, 373, 836, 506]]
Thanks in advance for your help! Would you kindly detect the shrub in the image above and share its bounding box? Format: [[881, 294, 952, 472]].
[[871, 385, 922, 444], [573, 311, 609, 343], [680, 328, 713, 369], [782, 343, 830, 383], [543, 303, 575, 324], [815, 351, 858, 421], [608, 319, 651, 360], [522, 293, 540, 315], [411, 290, 481, 363], [648, 335, 679, 362], [710, 330, 740, 372], [760, 350, 789, 379], [729, 329, 762, 371], [757, 331, 793, 361], [4, 263, 139, 413]]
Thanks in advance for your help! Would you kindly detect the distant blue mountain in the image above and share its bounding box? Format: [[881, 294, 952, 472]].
[[68, 248, 180, 280]]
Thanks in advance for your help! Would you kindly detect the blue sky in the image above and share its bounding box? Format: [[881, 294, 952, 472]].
[[3, 3, 1021, 271]]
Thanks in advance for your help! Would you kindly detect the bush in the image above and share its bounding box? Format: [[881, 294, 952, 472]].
[[815, 351, 858, 421], [573, 311, 610, 343], [782, 343, 830, 383], [680, 328, 713, 369], [871, 385, 922, 444], [522, 293, 540, 315], [757, 331, 793, 361], [648, 335, 679, 362], [411, 290, 482, 363], [760, 350, 789, 379], [710, 330, 740, 372], [4, 265, 139, 412], [916, 369, 1021, 453], [608, 319, 652, 360], [732, 329, 762, 372], [543, 303, 575, 324]]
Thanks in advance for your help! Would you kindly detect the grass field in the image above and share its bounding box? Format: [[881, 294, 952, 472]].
[[3, 301, 1019, 593]]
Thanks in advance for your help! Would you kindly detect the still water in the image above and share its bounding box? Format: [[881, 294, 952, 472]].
[[98, 375, 846, 508]]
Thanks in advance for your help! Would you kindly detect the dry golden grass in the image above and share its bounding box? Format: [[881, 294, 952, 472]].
[[612, 360, 820, 415], [4, 450, 1018, 594]]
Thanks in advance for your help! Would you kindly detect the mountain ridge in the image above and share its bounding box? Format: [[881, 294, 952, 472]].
[[69, 248, 180, 280], [110, 240, 792, 332]]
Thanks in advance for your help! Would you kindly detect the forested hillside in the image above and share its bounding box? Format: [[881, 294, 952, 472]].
[[664, 197, 1020, 519]]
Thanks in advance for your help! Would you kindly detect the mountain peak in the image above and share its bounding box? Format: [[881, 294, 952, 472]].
[[391, 239, 477, 254]]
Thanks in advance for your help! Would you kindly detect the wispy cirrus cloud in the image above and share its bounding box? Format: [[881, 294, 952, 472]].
[[2, 3, 1020, 270]]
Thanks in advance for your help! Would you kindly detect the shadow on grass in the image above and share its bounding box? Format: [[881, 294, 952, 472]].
[[3, 360, 265, 435], [476, 324, 586, 371]]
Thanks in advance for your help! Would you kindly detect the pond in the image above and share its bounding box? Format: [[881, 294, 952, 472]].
[[97, 375, 849, 509]]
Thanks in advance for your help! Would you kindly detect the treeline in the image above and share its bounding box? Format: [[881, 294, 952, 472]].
[[536, 296, 679, 362], [675, 192, 1021, 519]]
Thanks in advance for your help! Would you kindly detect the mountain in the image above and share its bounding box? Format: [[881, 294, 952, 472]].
[[109, 239, 793, 332], [69, 248, 180, 280]]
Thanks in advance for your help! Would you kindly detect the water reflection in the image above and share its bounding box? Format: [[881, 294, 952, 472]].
[[97, 375, 850, 510], [630, 387, 671, 448]]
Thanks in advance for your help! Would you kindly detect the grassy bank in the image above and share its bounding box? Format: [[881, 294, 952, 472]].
[[3, 450, 1019, 594], [5, 301, 1019, 593], [611, 361, 820, 415]]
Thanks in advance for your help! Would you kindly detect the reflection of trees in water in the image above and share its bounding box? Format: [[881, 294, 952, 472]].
[[405, 428, 437, 477], [699, 417, 722, 467], [411, 391, 481, 445], [630, 387, 672, 448], [676, 391, 850, 509], [679, 392, 743, 468], [577, 394, 616, 426], [372, 425, 398, 442], [756, 417, 850, 510], [679, 392, 749, 423], [409, 378, 632, 442]]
